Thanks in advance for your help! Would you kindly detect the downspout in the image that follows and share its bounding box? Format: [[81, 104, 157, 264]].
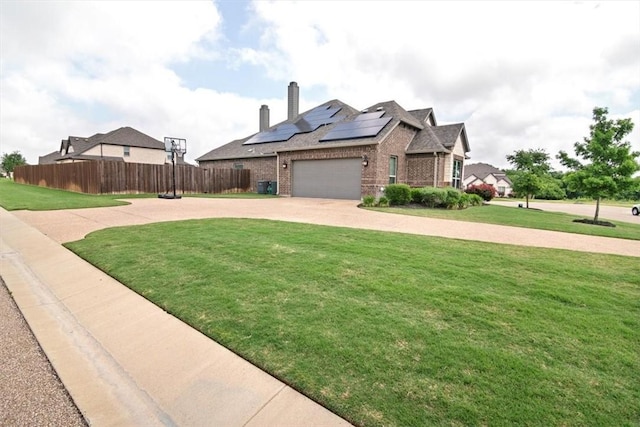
[[276, 154, 280, 195], [433, 153, 438, 187]]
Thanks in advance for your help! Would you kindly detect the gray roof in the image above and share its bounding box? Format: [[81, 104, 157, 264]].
[[408, 108, 437, 126], [364, 101, 424, 129], [464, 162, 512, 184], [57, 127, 164, 161], [38, 151, 61, 165], [406, 123, 468, 154], [197, 100, 469, 162]]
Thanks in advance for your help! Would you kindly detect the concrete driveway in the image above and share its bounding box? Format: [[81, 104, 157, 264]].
[[12, 196, 640, 257]]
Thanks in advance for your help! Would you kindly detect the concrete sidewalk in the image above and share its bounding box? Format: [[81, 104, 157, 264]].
[[0, 208, 352, 426]]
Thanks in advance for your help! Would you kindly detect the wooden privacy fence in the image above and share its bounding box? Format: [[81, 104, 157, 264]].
[[14, 161, 251, 195]]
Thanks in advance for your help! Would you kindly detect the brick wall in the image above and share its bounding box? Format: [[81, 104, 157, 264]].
[[199, 123, 458, 196], [365, 124, 416, 197]]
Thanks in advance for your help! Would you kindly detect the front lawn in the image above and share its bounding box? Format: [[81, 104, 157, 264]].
[[0, 179, 273, 211], [65, 219, 640, 427], [366, 204, 640, 240], [0, 179, 150, 210]]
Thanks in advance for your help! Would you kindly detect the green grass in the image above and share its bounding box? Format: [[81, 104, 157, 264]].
[[0, 179, 151, 210], [366, 204, 640, 240], [0, 179, 273, 210], [65, 219, 640, 427], [500, 197, 639, 208]]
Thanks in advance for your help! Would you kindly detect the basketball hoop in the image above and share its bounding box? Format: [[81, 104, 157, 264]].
[[164, 137, 187, 156], [160, 137, 187, 199]]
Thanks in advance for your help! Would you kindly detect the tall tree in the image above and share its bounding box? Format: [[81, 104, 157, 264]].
[[506, 148, 551, 208], [558, 107, 638, 222], [1, 151, 27, 178]]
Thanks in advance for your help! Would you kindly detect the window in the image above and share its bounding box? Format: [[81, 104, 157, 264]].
[[498, 186, 506, 196], [233, 163, 244, 169], [123, 146, 130, 157], [389, 156, 398, 184], [452, 159, 462, 189]]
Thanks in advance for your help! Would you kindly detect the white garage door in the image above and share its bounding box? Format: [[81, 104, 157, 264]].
[[292, 158, 362, 200]]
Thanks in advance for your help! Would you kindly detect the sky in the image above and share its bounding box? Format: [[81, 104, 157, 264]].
[[1, 0, 639, 170]]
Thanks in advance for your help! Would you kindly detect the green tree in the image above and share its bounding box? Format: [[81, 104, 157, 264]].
[[558, 107, 639, 222], [1, 151, 27, 178], [506, 148, 551, 208]]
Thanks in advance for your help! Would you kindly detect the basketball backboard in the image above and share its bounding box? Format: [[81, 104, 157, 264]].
[[164, 137, 187, 155]]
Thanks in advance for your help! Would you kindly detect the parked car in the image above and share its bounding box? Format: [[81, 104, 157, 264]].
[[633, 204, 640, 216]]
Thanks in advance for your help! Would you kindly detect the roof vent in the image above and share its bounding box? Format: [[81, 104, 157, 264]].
[[361, 108, 369, 113], [376, 106, 384, 111]]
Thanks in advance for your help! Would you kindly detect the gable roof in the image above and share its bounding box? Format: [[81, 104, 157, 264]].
[[463, 162, 512, 184], [408, 108, 437, 126], [57, 127, 164, 161], [406, 123, 469, 154], [196, 100, 470, 162]]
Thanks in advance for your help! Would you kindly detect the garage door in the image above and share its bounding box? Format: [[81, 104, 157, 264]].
[[292, 158, 362, 200]]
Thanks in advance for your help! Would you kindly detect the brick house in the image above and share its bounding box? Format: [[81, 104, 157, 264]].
[[196, 82, 471, 200], [39, 127, 171, 165], [463, 162, 513, 197]]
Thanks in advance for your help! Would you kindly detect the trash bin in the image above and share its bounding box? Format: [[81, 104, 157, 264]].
[[257, 180, 268, 194], [268, 181, 277, 195]]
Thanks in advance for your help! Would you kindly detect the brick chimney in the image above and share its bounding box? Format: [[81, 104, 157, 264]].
[[287, 81, 299, 120], [259, 104, 270, 131]]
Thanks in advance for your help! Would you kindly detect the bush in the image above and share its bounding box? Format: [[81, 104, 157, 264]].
[[537, 180, 566, 200], [418, 188, 445, 208], [410, 187, 424, 204], [467, 193, 484, 206], [384, 184, 411, 205], [362, 195, 376, 207], [377, 196, 389, 207], [465, 184, 497, 201], [443, 188, 462, 209]]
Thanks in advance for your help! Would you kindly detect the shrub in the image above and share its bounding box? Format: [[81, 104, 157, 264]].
[[377, 196, 389, 207], [362, 195, 376, 207], [465, 184, 497, 201], [443, 188, 462, 209], [410, 187, 424, 204], [467, 193, 484, 206], [384, 184, 411, 205], [537, 179, 566, 200], [420, 188, 447, 208], [458, 193, 472, 209]]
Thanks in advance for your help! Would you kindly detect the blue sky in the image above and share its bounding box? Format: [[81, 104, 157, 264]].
[[1, 0, 639, 169]]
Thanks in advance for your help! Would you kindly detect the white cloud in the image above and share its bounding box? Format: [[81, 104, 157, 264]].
[[1, 0, 638, 172], [243, 0, 640, 169]]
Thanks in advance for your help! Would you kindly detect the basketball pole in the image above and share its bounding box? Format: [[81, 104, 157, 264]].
[[160, 137, 186, 200], [171, 148, 177, 198]]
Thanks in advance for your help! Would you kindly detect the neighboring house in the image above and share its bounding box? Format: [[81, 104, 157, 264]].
[[39, 127, 170, 165], [197, 82, 471, 200], [463, 162, 513, 197]]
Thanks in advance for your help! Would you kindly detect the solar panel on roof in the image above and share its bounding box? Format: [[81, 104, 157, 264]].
[[244, 126, 297, 144], [320, 116, 392, 142], [354, 111, 385, 121], [243, 104, 345, 145]]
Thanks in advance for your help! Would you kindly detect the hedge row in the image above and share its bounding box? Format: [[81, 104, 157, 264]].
[[378, 184, 484, 209]]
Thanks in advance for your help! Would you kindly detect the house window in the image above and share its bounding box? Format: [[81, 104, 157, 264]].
[[498, 186, 506, 196], [233, 163, 243, 169], [389, 156, 397, 184], [124, 146, 130, 157], [452, 159, 462, 189]]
